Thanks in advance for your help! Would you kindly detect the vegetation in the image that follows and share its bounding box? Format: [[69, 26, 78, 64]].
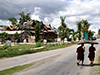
[[13, 32, 20, 43], [35, 23, 40, 42], [76, 19, 92, 40], [0, 42, 77, 58], [35, 42, 44, 47], [0, 32, 8, 44], [88, 30, 95, 40], [0, 63, 34, 75], [8, 17, 18, 26], [58, 16, 67, 43], [99, 29, 100, 34], [8, 11, 32, 26], [18, 11, 31, 25], [54, 16, 76, 42], [76, 21, 82, 40], [98, 56, 100, 74]]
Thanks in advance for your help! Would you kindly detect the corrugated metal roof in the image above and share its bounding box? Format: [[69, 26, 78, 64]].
[[0, 31, 24, 35], [0, 24, 9, 27]]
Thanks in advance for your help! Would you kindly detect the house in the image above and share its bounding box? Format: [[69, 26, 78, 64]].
[[40, 24, 57, 39], [21, 20, 57, 43], [0, 31, 24, 43], [0, 24, 9, 31], [2, 20, 57, 43]]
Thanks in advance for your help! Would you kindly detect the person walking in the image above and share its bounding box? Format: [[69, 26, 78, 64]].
[[76, 44, 85, 66], [88, 43, 96, 66]]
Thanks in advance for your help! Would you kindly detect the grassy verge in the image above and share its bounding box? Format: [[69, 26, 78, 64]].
[[0, 63, 34, 75], [0, 42, 77, 58], [98, 56, 100, 74]]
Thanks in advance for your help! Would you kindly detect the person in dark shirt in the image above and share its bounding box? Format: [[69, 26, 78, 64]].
[[88, 44, 96, 66], [76, 44, 85, 66]]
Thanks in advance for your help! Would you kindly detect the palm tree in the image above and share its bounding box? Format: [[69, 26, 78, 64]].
[[58, 16, 67, 43], [76, 20, 92, 40], [88, 30, 95, 40], [76, 21, 82, 40], [82, 20, 92, 30]]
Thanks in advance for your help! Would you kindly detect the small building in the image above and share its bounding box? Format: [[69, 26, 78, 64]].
[[0, 24, 9, 31], [2, 20, 57, 43], [0, 31, 24, 42]]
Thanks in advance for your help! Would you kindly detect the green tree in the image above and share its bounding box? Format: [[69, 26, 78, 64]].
[[76, 20, 91, 40], [98, 29, 100, 34], [18, 11, 31, 25], [88, 30, 95, 40], [54, 16, 75, 42], [8, 17, 17, 25], [82, 20, 92, 30], [0, 32, 8, 44], [72, 31, 78, 41], [35, 23, 40, 42], [58, 16, 67, 43], [13, 32, 19, 44], [76, 21, 82, 40], [64, 28, 73, 40]]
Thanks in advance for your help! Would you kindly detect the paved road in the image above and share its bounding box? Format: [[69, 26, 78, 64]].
[[0, 40, 100, 75], [12, 39, 100, 75]]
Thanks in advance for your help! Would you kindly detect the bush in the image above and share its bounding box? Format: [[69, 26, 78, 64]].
[[7, 47, 18, 51], [73, 37, 76, 41], [0, 46, 2, 51], [47, 39, 55, 42], [35, 42, 44, 47], [2, 44, 9, 50]]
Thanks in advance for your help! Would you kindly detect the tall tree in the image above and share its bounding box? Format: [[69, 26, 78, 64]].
[[76, 21, 82, 40], [76, 19, 92, 40], [18, 11, 31, 25], [35, 23, 40, 42], [82, 20, 92, 30], [0, 32, 8, 44], [88, 30, 95, 40], [13, 32, 19, 44], [8, 17, 17, 25], [60, 16, 66, 28], [99, 29, 100, 34], [58, 16, 67, 43]]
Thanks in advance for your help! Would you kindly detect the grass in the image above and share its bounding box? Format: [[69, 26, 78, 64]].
[[0, 63, 34, 75], [98, 56, 100, 74], [0, 42, 78, 58], [0, 42, 77, 75]]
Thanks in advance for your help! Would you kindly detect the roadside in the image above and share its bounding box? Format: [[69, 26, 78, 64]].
[[0, 40, 100, 75], [0, 44, 77, 71], [12, 42, 100, 75], [0, 42, 77, 58], [85, 45, 100, 75]]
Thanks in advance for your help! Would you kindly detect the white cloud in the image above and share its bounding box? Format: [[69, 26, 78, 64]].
[[31, 15, 41, 21], [44, 17, 49, 23], [51, 18, 61, 28], [0, 0, 100, 32], [0, 20, 11, 25]]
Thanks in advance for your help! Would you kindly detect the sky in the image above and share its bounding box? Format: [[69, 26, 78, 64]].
[[0, 0, 100, 31]]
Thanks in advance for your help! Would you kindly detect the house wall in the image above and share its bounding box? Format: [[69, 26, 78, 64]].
[[28, 38, 35, 43]]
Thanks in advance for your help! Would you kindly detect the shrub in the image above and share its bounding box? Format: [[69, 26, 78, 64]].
[[47, 39, 55, 42], [7, 47, 18, 51], [73, 37, 76, 41], [2, 44, 9, 50], [35, 42, 44, 47]]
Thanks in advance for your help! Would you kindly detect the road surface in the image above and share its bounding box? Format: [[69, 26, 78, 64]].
[[12, 39, 100, 75]]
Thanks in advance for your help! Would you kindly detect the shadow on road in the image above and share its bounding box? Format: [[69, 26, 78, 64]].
[[78, 63, 100, 67]]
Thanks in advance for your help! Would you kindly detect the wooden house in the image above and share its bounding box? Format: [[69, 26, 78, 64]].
[[4, 20, 57, 43]]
